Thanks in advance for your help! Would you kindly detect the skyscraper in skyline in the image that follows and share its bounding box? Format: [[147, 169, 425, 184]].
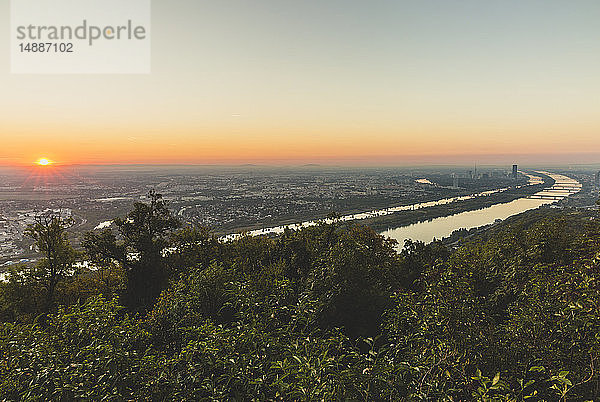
[[512, 165, 518, 179]]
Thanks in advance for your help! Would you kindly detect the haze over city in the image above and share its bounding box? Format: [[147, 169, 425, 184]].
[[1, 0, 599, 166]]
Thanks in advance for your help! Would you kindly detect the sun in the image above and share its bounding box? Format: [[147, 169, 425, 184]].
[[36, 158, 53, 166]]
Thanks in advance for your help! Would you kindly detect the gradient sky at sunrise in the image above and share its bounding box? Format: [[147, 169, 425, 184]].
[[1, 0, 600, 165]]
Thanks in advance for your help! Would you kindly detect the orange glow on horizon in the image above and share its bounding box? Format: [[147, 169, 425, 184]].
[[1, 118, 599, 167]]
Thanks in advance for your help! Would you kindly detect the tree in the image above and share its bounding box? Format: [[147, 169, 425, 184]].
[[398, 239, 449, 291], [306, 224, 402, 337], [83, 191, 180, 312], [25, 213, 77, 310], [167, 226, 224, 273], [80, 228, 126, 298]]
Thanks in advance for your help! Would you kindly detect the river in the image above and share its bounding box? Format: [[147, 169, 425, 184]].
[[380, 171, 581, 247]]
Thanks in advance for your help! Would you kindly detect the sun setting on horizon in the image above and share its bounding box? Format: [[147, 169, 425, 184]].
[[35, 158, 53, 166]]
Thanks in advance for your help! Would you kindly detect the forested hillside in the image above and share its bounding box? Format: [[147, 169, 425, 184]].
[[1, 193, 600, 400]]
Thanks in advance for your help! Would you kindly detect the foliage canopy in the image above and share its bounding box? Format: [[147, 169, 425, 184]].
[[2, 200, 600, 400]]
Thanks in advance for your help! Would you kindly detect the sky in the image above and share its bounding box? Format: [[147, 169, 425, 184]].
[[1, 0, 600, 166]]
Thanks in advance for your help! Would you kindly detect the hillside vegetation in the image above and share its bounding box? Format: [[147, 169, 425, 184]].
[[1, 193, 600, 400]]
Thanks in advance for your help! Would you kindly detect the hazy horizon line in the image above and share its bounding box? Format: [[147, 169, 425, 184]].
[[3, 151, 600, 169]]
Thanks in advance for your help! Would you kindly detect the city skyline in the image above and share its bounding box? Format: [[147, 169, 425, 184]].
[[1, 0, 599, 166]]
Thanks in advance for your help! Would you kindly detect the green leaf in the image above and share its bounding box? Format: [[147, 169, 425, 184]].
[[492, 372, 500, 386]]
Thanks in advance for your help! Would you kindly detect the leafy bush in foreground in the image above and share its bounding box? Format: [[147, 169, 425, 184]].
[[2, 206, 600, 400]]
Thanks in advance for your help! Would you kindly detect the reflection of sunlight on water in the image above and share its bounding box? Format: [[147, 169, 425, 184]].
[[381, 198, 553, 247], [381, 172, 581, 247], [94, 220, 113, 230]]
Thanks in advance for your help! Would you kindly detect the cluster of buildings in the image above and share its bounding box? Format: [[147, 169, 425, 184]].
[[0, 208, 72, 266]]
